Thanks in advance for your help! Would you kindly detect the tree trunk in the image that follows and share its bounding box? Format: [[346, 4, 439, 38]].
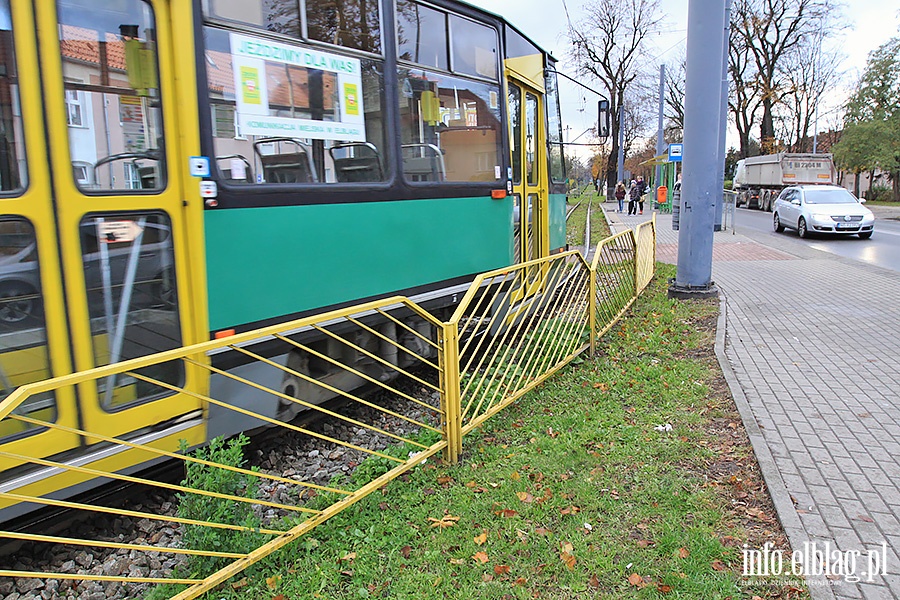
[[605, 94, 624, 201], [893, 170, 900, 202], [760, 97, 776, 153]]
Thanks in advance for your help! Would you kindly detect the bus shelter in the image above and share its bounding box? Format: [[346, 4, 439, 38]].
[[640, 154, 679, 213]]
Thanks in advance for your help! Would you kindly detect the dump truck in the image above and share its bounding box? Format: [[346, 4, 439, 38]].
[[732, 153, 836, 211]]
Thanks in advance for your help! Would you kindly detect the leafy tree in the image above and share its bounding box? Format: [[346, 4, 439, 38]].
[[833, 37, 900, 200]]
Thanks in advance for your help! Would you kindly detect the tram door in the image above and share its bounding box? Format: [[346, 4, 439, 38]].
[[507, 77, 548, 289], [0, 0, 200, 466]]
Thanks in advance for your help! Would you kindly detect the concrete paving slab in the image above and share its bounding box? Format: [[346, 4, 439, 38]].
[[604, 203, 900, 599]]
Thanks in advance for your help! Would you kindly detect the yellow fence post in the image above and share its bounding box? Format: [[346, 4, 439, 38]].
[[440, 322, 462, 463], [589, 253, 597, 356], [631, 230, 640, 300]]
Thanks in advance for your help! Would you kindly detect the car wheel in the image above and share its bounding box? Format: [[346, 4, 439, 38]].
[[798, 217, 808, 239], [858, 231, 873, 240], [0, 282, 41, 326], [773, 212, 785, 233]]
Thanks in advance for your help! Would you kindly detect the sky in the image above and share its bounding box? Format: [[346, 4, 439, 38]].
[[467, 0, 900, 153]]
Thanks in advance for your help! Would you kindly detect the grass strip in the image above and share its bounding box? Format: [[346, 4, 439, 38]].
[[207, 263, 806, 600]]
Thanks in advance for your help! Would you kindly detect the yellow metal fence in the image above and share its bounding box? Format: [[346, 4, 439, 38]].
[[0, 219, 656, 598]]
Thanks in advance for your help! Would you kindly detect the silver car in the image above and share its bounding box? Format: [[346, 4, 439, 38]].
[[773, 185, 875, 239]]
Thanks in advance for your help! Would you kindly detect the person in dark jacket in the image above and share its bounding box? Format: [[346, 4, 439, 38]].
[[628, 180, 639, 215], [636, 175, 647, 215], [614, 181, 626, 212]]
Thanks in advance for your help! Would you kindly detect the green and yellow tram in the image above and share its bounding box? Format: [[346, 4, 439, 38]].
[[0, 0, 580, 518]]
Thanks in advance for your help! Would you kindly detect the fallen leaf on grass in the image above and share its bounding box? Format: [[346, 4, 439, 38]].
[[657, 583, 673, 593], [494, 564, 511, 575], [636, 539, 654, 548], [428, 514, 460, 528], [230, 578, 248, 590], [437, 476, 454, 486], [559, 542, 576, 570], [474, 532, 487, 545], [400, 545, 411, 558], [510, 471, 521, 481], [494, 508, 519, 518], [534, 527, 552, 535], [449, 558, 465, 565], [627, 573, 645, 587], [339, 552, 356, 563], [588, 574, 600, 588], [516, 491, 534, 503], [473, 551, 489, 563], [678, 547, 690, 559], [711, 560, 727, 571], [265, 575, 281, 590]]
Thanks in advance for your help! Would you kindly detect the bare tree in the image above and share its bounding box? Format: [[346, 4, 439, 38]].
[[729, 0, 840, 154], [728, 5, 763, 158], [776, 38, 844, 151], [663, 52, 686, 139], [567, 0, 665, 198]]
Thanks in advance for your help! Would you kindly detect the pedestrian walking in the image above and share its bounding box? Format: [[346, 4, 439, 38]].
[[636, 175, 647, 215], [628, 180, 639, 215], [615, 181, 626, 213]]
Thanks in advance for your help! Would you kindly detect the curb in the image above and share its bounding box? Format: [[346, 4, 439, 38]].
[[714, 291, 834, 600]]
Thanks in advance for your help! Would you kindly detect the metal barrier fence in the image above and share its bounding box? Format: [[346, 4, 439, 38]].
[[0, 220, 657, 599]]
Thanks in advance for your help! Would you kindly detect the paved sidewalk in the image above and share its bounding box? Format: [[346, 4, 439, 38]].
[[604, 201, 900, 600]]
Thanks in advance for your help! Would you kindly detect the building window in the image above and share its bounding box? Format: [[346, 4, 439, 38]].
[[65, 89, 83, 127], [124, 162, 141, 189]]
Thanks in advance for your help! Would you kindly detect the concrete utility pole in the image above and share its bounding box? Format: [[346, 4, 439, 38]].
[[656, 65, 666, 190], [670, 0, 726, 299], [714, 0, 733, 231]]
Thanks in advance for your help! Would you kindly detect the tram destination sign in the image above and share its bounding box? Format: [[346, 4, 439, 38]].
[[230, 33, 365, 142]]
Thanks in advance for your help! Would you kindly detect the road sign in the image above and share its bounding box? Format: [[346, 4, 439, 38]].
[[668, 143, 683, 162]]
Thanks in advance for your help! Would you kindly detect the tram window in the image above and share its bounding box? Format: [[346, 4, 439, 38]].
[[449, 15, 497, 80], [205, 0, 301, 38], [0, 1, 27, 193], [203, 26, 388, 185], [396, 0, 447, 71], [306, 0, 382, 54], [79, 212, 183, 411], [57, 0, 166, 193], [0, 218, 55, 442], [397, 69, 501, 183], [505, 26, 541, 60], [545, 68, 566, 183], [508, 85, 521, 186], [525, 92, 538, 186]]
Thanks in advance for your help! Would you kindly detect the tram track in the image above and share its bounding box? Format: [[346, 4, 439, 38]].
[[0, 374, 440, 599]]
